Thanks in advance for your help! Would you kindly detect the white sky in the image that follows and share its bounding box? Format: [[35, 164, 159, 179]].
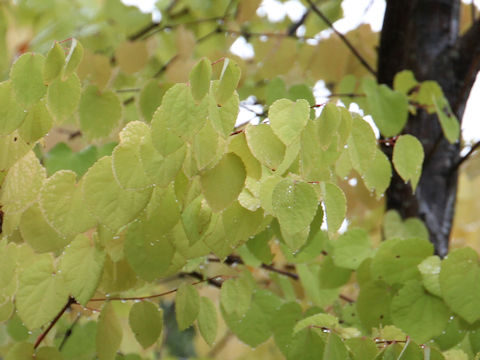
[[124, 0, 480, 143]]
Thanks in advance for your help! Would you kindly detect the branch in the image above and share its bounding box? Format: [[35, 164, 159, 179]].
[[452, 140, 480, 171], [305, 0, 377, 77], [34, 296, 76, 349], [287, 9, 311, 36]]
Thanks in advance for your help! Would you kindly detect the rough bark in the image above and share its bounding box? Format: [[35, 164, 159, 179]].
[[378, 0, 480, 257]]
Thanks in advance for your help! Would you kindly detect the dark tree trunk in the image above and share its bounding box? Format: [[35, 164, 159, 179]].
[[378, 0, 480, 257]]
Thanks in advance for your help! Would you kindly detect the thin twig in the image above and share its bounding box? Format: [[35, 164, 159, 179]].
[[452, 140, 480, 171], [305, 0, 377, 77], [89, 275, 225, 302], [34, 297, 76, 349]]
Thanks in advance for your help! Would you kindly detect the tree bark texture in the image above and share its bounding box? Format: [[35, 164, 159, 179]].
[[378, 0, 480, 257]]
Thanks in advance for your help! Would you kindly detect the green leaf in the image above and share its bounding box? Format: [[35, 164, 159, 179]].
[[319, 255, 352, 288], [16, 257, 69, 329], [347, 114, 377, 175], [439, 247, 480, 323], [269, 98, 310, 145], [220, 275, 254, 317], [418, 255, 442, 297], [138, 80, 170, 122], [175, 283, 200, 331], [0, 81, 26, 135], [208, 83, 239, 137], [0, 131, 32, 171], [345, 337, 378, 360], [47, 73, 82, 123], [363, 77, 408, 137], [393, 70, 418, 95], [317, 103, 341, 150], [18, 98, 53, 143], [82, 156, 151, 231], [10, 53, 47, 107], [357, 281, 394, 330], [321, 182, 346, 234], [271, 302, 303, 355], [60, 234, 106, 305], [43, 42, 65, 84], [272, 179, 317, 237], [363, 149, 392, 199], [128, 301, 163, 349], [393, 134, 424, 192], [293, 313, 338, 333], [198, 296, 218, 346], [323, 332, 349, 360], [266, 77, 287, 106], [0, 151, 45, 214], [287, 328, 325, 360], [35, 346, 63, 360], [222, 201, 264, 248], [5, 342, 34, 360], [153, 83, 209, 142], [39, 170, 96, 237], [20, 204, 71, 253], [189, 57, 211, 101], [43, 143, 101, 177], [332, 228, 373, 270], [181, 196, 211, 245], [200, 152, 246, 212], [228, 132, 262, 179], [246, 124, 286, 170], [371, 238, 433, 285], [433, 95, 459, 144], [79, 85, 122, 139], [96, 302, 123, 360], [221, 289, 282, 347], [391, 280, 449, 343], [192, 119, 222, 171], [124, 217, 175, 281], [63, 39, 84, 79], [215, 58, 241, 105]]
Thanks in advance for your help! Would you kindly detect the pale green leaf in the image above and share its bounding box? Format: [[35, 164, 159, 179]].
[[82, 156, 151, 231], [79, 85, 122, 139], [245, 124, 285, 170], [228, 133, 261, 179], [198, 296, 218, 346], [293, 313, 339, 333], [317, 103, 341, 150], [393, 134, 424, 192], [393, 70, 418, 95], [10, 53, 47, 107], [0, 131, 32, 171], [332, 228, 373, 270], [20, 204, 71, 253], [200, 152, 246, 212], [16, 257, 69, 329], [192, 120, 222, 171], [347, 114, 377, 175], [363, 77, 408, 137], [392, 280, 449, 343], [208, 82, 239, 137], [189, 57, 211, 101], [363, 148, 392, 199], [40, 170, 96, 237], [220, 274, 255, 317], [440, 248, 480, 323], [215, 58, 241, 105], [0, 81, 26, 135], [63, 39, 84, 79], [60, 234, 106, 305], [138, 80, 170, 122], [321, 182, 346, 234], [43, 42, 65, 84], [418, 255, 442, 297], [433, 95, 460, 144], [272, 179, 317, 236], [175, 283, 200, 331], [35, 346, 63, 360], [129, 301, 163, 349], [357, 281, 393, 330], [5, 342, 34, 360], [47, 73, 82, 123], [323, 333, 349, 360], [269, 98, 310, 145], [18, 98, 53, 143], [96, 302, 123, 360]]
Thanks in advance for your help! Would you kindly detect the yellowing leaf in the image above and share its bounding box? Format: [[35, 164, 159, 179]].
[[115, 41, 149, 74], [392, 134, 424, 192], [272, 179, 318, 236], [47, 73, 82, 123], [63, 38, 84, 79], [43, 42, 65, 84], [198, 296, 217, 346], [347, 114, 377, 175], [96, 302, 122, 360], [190, 57, 212, 101], [16, 257, 69, 329], [245, 124, 285, 170], [79, 85, 122, 139], [0, 81, 26, 135], [129, 301, 163, 349], [10, 53, 47, 107], [215, 58, 241, 105], [18, 98, 53, 143], [200, 153, 246, 212], [175, 283, 200, 331], [269, 98, 310, 145], [60, 234, 106, 305]]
